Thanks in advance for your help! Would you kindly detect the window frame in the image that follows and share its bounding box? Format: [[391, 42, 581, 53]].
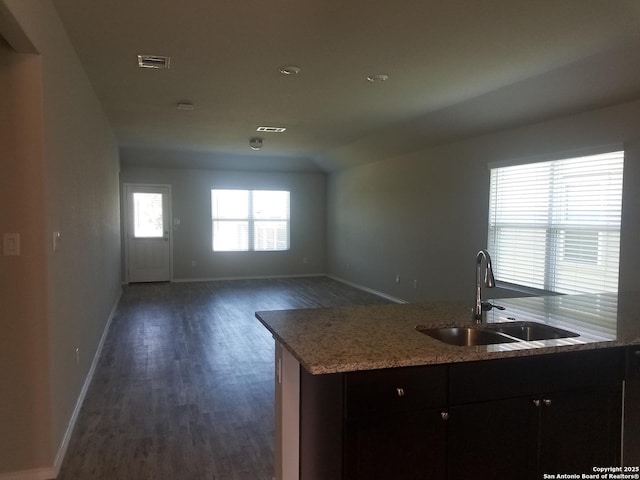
[[487, 149, 624, 295], [211, 189, 290, 252]]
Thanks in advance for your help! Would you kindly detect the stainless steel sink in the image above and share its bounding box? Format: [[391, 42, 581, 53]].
[[488, 321, 579, 341], [416, 326, 517, 346], [416, 321, 579, 346]]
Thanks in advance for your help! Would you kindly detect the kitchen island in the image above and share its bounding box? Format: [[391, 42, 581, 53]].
[[256, 292, 640, 480]]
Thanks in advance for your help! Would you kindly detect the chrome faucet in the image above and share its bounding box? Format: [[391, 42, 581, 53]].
[[474, 249, 496, 323]]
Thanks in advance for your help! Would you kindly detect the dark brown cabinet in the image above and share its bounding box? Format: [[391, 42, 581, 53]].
[[447, 397, 535, 480], [299, 363, 448, 480], [448, 349, 624, 480], [624, 347, 640, 463], [538, 386, 622, 475], [342, 365, 448, 479], [344, 409, 447, 480], [447, 386, 622, 480], [298, 348, 626, 480]]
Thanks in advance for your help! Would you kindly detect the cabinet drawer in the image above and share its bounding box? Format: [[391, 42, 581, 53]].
[[450, 348, 625, 405], [627, 346, 640, 380], [345, 365, 447, 418]]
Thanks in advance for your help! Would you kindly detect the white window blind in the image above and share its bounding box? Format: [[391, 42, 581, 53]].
[[212, 189, 290, 252], [488, 151, 624, 294]]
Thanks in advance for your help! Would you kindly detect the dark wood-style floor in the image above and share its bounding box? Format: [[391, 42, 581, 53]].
[[57, 276, 390, 480]]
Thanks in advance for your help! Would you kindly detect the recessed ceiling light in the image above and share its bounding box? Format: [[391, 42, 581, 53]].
[[257, 126, 286, 133], [279, 65, 301, 75], [137, 55, 171, 69], [177, 102, 194, 111], [366, 74, 389, 83]]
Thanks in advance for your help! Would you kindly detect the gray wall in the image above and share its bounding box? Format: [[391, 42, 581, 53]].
[[0, 37, 50, 474], [0, 0, 121, 475], [120, 163, 327, 281], [327, 99, 640, 303]]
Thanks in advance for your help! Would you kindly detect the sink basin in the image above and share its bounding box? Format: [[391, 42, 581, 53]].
[[488, 321, 579, 341], [416, 320, 580, 346], [416, 326, 517, 346]]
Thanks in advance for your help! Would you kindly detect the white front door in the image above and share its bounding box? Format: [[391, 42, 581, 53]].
[[125, 184, 171, 283]]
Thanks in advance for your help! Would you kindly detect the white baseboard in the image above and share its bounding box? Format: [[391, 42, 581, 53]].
[[327, 275, 408, 304], [171, 273, 327, 283], [0, 290, 121, 480], [51, 289, 122, 476], [0, 468, 56, 480]]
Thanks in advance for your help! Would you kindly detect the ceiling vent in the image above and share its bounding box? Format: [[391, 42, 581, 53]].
[[137, 55, 171, 69], [366, 73, 389, 83], [256, 126, 287, 133]]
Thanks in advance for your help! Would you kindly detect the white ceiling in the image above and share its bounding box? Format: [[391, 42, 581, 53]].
[[51, 0, 640, 172]]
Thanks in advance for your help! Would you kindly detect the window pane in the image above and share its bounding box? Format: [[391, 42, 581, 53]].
[[254, 221, 288, 251], [490, 162, 551, 227], [489, 226, 547, 290], [561, 230, 599, 265], [133, 193, 163, 238], [253, 191, 290, 219], [212, 190, 249, 219], [213, 221, 248, 251], [488, 151, 623, 294], [555, 230, 620, 294]]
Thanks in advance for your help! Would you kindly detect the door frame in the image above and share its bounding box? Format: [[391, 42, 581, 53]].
[[122, 183, 173, 284]]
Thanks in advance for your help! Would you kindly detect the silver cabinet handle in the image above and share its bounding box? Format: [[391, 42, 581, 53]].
[[533, 399, 541, 407], [396, 388, 405, 397], [441, 412, 449, 421], [543, 398, 552, 407]]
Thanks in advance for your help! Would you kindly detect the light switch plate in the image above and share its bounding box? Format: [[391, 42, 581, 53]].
[[3, 233, 20, 256]]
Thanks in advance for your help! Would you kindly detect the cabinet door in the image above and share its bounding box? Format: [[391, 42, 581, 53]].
[[538, 385, 622, 475], [447, 397, 536, 480], [344, 409, 447, 480]]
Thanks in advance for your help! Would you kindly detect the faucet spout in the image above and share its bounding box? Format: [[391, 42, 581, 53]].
[[474, 249, 496, 323]]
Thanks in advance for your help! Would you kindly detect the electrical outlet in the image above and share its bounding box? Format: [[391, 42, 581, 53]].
[[3, 233, 20, 256]]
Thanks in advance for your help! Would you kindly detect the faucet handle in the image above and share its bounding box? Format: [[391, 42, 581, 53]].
[[481, 302, 505, 312]]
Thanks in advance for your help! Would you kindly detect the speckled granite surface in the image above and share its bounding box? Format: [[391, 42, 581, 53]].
[[256, 292, 640, 374]]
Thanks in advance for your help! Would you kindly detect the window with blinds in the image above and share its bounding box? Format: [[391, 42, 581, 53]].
[[488, 151, 624, 294], [211, 189, 290, 252]]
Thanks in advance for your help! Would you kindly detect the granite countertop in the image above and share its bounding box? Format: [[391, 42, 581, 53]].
[[255, 292, 640, 375]]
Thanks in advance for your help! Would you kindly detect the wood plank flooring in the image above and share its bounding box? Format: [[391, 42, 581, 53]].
[[57, 276, 391, 480]]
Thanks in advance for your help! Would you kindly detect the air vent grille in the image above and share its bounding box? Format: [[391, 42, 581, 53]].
[[137, 55, 171, 69], [256, 126, 287, 133]]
